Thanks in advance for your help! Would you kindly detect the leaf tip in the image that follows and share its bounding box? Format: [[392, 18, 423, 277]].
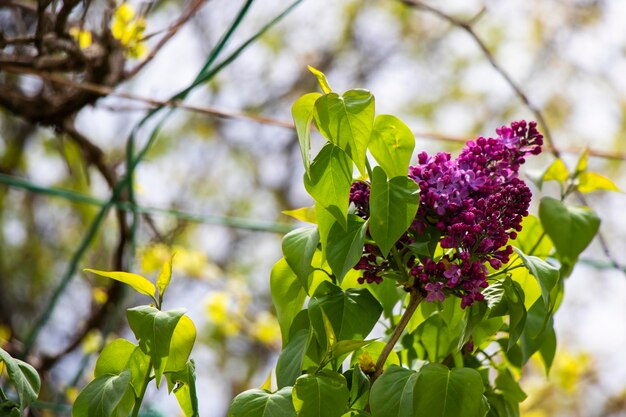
[[307, 65, 332, 94]]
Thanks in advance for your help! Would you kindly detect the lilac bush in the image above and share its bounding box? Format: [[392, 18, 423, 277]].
[[351, 121, 544, 307]]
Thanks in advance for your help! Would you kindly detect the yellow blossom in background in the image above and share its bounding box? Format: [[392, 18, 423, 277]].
[[175, 247, 210, 279], [251, 312, 280, 347], [552, 351, 592, 393], [69, 27, 93, 49], [140, 243, 171, 275], [65, 386, 80, 404], [520, 350, 597, 417], [226, 279, 252, 313], [81, 330, 103, 354], [205, 291, 241, 337], [111, 2, 147, 59], [139, 244, 217, 279], [522, 411, 548, 417], [206, 292, 229, 323], [92, 287, 108, 305], [221, 320, 241, 337], [0, 324, 10, 348]]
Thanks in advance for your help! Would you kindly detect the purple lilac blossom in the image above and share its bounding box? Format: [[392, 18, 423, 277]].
[[349, 121, 543, 307]]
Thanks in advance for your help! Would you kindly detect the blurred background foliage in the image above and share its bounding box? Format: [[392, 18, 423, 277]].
[[0, 0, 625, 416]]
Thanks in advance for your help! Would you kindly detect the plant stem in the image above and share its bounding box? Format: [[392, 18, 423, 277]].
[[132, 359, 153, 417], [528, 232, 546, 256], [371, 287, 422, 383]]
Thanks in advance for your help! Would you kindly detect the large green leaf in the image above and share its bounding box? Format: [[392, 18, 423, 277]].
[[270, 258, 307, 345], [484, 392, 520, 417], [304, 143, 353, 229], [495, 368, 526, 403], [509, 263, 541, 311], [330, 340, 373, 361], [348, 364, 370, 409], [229, 387, 295, 417], [458, 302, 487, 350], [156, 256, 174, 301], [539, 325, 557, 374], [282, 226, 319, 287], [84, 269, 156, 301], [292, 92, 323, 175], [366, 278, 403, 320], [368, 115, 415, 178], [166, 360, 199, 417], [293, 371, 349, 417], [0, 400, 20, 417], [501, 277, 527, 351], [514, 215, 553, 258], [472, 316, 505, 349], [308, 282, 382, 343], [513, 248, 559, 308], [415, 314, 455, 362], [369, 167, 420, 256], [126, 306, 185, 387], [326, 215, 368, 282], [0, 348, 40, 411], [276, 329, 308, 389], [413, 364, 487, 417], [72, 370, 131, 417], [127, 347, 151, 396], [94, 339, 136, 377], [370, 365, 418, 417], [483, 281, 505, 310], [538, 197, 600, 276], [519, 297, 555, 367], [313, 90, 375, 175], [94, 338, 150, 397], [165, 315, 196, 373], [315, 202, 338, 252]]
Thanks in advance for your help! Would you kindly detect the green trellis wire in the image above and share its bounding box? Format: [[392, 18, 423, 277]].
[[18, 0, 304, 357], [0, 173, 294, 234]]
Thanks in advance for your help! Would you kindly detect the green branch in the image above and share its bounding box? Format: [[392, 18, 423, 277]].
[[371, 287, 422, 383], [0, 173, 293, 234]]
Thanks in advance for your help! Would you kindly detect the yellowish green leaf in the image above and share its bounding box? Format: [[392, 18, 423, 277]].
[[575, 148, 589, 173], [84, 268, 156, 301], [165, 315, 196, 373], [578, 172, 621, 193], [542, 159, 569, 187], [157, 256, 175, 300], [308, 66, 332, 94], [321, 308, 337, 349], [282, 206, 317, 223], [260, 371, 272, 391], [0, 324, 11, 347]]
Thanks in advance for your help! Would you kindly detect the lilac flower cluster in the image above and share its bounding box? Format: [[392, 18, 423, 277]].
[[350, 121, 543, 307]]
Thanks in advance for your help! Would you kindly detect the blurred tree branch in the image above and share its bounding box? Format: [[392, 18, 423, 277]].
[[125, 0, 209, 79], [401, 0, 559, 158], [400, 0, 625, 275], [3, 63, 625, 160]]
